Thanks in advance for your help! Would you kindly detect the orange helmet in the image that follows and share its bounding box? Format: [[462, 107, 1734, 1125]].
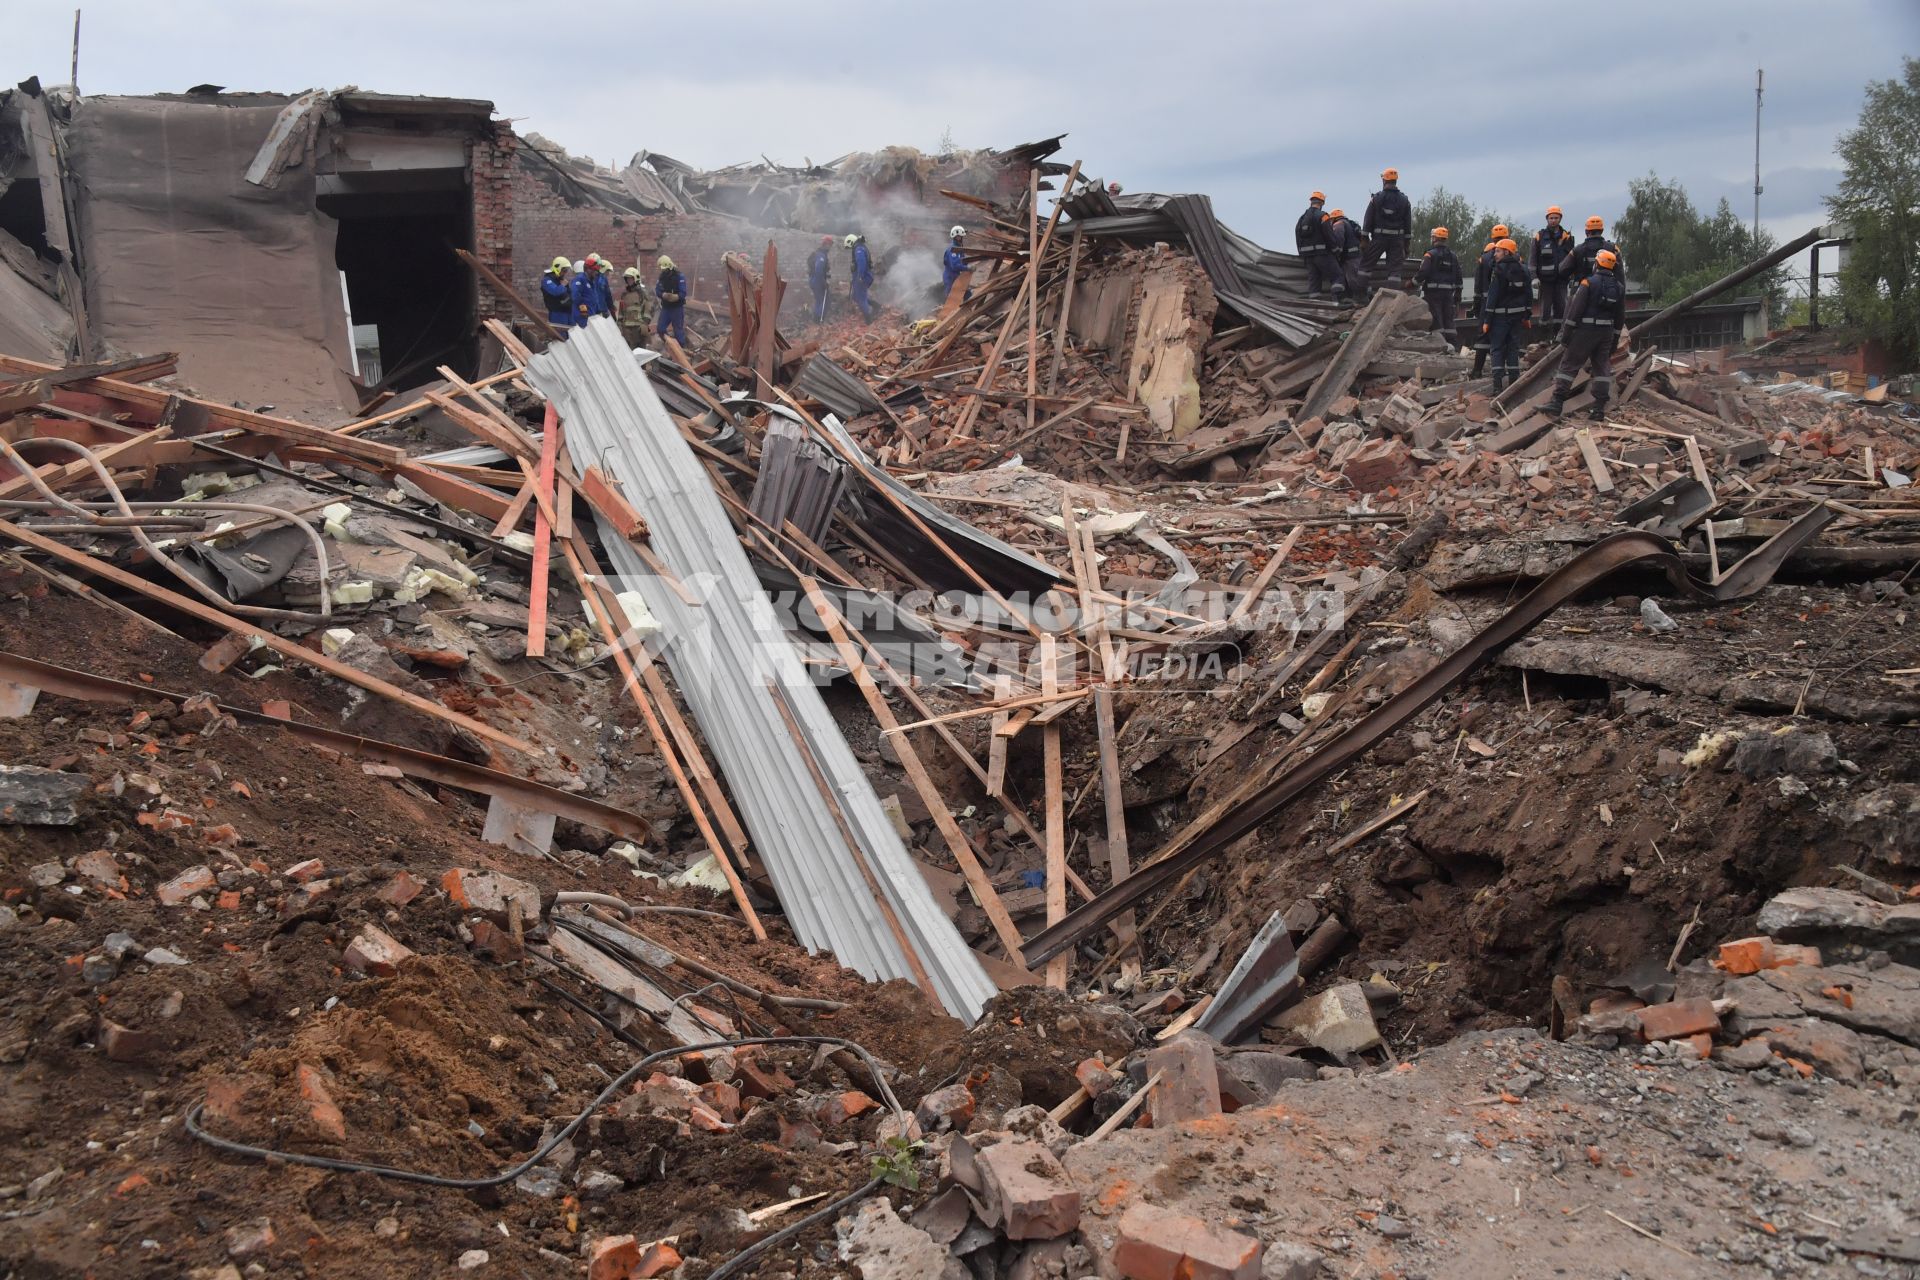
[[1310, 190, 1325, 202], [1595, 249, 1619, 269], [1431, 227, 1449, 239], [1491, 224, 1509, 239], [1381, 167, 1399, 181], [1586, 216, 1605, 232], [1327, 208, 1344, 219], [1546, 206, 1563, 218], [1496, 238, 1519, 254]]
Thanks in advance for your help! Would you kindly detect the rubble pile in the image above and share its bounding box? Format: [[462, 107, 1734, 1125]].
[[0, 138, 1917, 1280]]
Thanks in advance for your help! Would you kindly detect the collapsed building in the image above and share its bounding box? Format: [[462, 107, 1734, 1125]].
[[1, 75, 1919, 1280]]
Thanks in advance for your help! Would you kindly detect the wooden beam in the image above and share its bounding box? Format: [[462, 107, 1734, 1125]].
[[986, 674, 1013, 799], [1041, 634, 1068, 989], [1046, 227, 1085, 397], [526, 404, 560, 659], [0, 516, 533, 756], [0, 425, 174, 502], [1227, 525, 1303, 626], [753, 241, 781, 398], [578, 466, 648, 540], [335, 367, 523, 437], [455, 247, 563, 343], [1026, 167, 1040, 439]]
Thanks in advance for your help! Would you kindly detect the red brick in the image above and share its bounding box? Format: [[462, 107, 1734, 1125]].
[[113, 1173, 150, 1196], [441, 868, 541, 927], [588, 1234, 640, 1280], [216, 890, 242, 910], [1147, 1036, 1223, 1126], [1342, 439, 1412, 493], [225, 1217, 276, 1260], [343, 926, 413, 977], [633, 1243, 681, 1277], [734, 1054, 794, 1099], [99, 1019, 162, 1064], [469, 919, 523, 962], [297, 1063, 346, 1141], [914, 1082, 976, 1131], [156, 864, 215, 906], [1111, 1201, 1262, 1280], [816, 1089, 878, 1127], [376, 871, 425, 907], [972, 1140, 1081, 1240], [74, 849, 121, 887], [776, 1114, 821, 1150], [1075, 1058, 1117, 1098], [285, 859, 325, 883], [1633, 997, 1721, 1043], [203, 1074, 258, 1127], [699, 1081, 741, 1124]]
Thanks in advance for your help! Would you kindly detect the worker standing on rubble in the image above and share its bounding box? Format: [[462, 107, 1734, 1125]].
[[1570, 216, 1624, 281], [542, 257, 578, 330], [1531, 208, 1575, 323], [808, 235, 833, 323], [1362, 168, 1413, 290], [1542, 248, 1628, 421], [1480, 237, 1535, 394], [1412, 227, 1462, 344], [1295, 192, 1341, 301], [847, 234, 875, 322], [655, 255, 688, 347], [942, 226, 971, 302], [1325, 208, 1367, 305], [1468, 226, 1509, 379], [618, 266, 654, 348]]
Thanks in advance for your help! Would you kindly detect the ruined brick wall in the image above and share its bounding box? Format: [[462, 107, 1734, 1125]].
[[469, 130, 518, 321]]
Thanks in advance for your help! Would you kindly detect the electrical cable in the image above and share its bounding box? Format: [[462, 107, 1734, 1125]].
[[708, 1176, 887, 1280]]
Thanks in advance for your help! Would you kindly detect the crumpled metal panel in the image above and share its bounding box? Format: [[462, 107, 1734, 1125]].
[[526, 318, 993, 1021]]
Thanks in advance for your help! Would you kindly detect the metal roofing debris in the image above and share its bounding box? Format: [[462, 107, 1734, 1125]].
[[751, 416, 847, 545], [1191, 911, 1300, 1044], [526, 318, 994, 1021], [793, 354, 889, 422]]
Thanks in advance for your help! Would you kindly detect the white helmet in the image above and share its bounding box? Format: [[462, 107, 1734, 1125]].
[[950, 225, 966, 239], [843, 234, 860, 248], [571, 259, 585, 273]]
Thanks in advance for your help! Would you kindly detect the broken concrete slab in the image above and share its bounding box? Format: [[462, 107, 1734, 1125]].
[[1146, 1035, 1223, 1125], [1268, 982, 1380, 1054], [442, 868, 543, 927], [971, 1139, 1081, 1240], [835, 1197, 969, 1280], [0, 764, 85, 825], [1757, 887, 1920, 950]]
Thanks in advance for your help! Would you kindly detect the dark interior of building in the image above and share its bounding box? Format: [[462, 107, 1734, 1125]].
[[319, 187, 474, 392]]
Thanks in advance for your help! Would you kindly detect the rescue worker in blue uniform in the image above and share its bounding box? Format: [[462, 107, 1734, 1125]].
[[1362, 167, 1413, 292], [1412, 227, 1462, 345], [1570, 216, 1624, 283], [847, 234, 874, 321], [1480, 237, 1534, 394], [1295, 192, 1340, 300], [1542, 248, 1628, 421], [941, 226, 971, 302], [583, 253, 615, 318], [1468, 225, 1509, 379], [1325, 208, 1367, 305], [654, 255, 688, 346], [541, 257, 578, 330], [807, 235, 833, 323], [1531, 207, 1575, 324]]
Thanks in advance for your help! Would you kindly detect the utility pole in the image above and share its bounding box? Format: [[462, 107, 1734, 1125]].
[[1752, 69, 1764, 246]]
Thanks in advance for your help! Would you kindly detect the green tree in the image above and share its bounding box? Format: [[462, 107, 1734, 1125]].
[[1409, 185, 1475, 241], [1617, 174, 1784, 322], [1827, 56, 1920, 368]]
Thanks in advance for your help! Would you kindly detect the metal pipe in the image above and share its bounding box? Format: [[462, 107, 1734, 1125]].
[[1626, 225, 1823, 341], [1809, 242, 1822, 331]]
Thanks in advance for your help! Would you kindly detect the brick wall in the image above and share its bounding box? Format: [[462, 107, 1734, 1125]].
[[469, 130, 518, 321]]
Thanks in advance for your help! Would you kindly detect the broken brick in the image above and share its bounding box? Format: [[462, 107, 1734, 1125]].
[[224, 1218, 276, 1260], [376, 871, 425, 906], [297, 1063, 346, 1141], [816, 1089, 878, 1127], [699, 1081, 741, 1124], [441, 868, 541, 927], [1147, 1036, 1223, 1126], [1074, 1058, 1117, 1099], [914, 1082, 976, 1132], [113, 1173, 150, 1196], [215, 890, 242, 910], [1342, 439, 1411, 493], [285, 858, 325, 883], [588, 1234, 640, 1280], [776, 1114, 822, 1150], [99, 1019, 163, 1064], [1111, 1201, 1262, 1280], [469, 919, 523, 962], [972, 1139, 1081, 1240], [1632, 997, 1721, 1043], [156, 864, 215, 906], [734, 1054, 795, 1099], [1714, 936, 1823, 976], [203, 1074, 259, 1127], [343, 925, 413, 977], [73, 849, 121, 887]]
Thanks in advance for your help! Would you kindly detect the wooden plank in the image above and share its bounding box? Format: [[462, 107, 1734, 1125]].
[[0, 378, 50, 418], [422, 391, 539, 461], [801, 578, 1032, 973], [0, 516, 532, 755], [1092, 684, 1137, 958], [578, 466, 648, 540], [986, 673, 1013, 799], [526, 404, 560, 659], [489, 475, 538, 537], [1026, 167, 1040, 439], [1574, 429, 1615, 494], [753, 241, 781, 398], [484, 317, 535, 366], [1324, 789, 1428, 856], [454, 247, 562, 343], [0, 424, 174, 501], [1046, 227, 1085, 396], [1041, 634, 1068, 990], [391, 461, 516, 522], [335, 367, 522, 436], [1297, 292, 1412, 423], [544, 928, 715, 1048], [1227, 524, 1303, 625], [1683, 435, 1714, 499]]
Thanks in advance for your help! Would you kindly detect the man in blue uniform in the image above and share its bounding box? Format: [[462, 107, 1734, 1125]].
[[1570, 216, 1624, 283], [541, 257, 578, 330], [1362, 167, 1413, 291], [654, 255, 688, 347], [1480, 237, 1534, 394], [1530, 208, 1575, 324], [580, 253, 614, 318], [808, 235, 833, 323], [1412, 227, 1462, 344], [1542, 248, 1628, 420], [846, 234, 874, 322], [1295, 191, 1339, 301], [941, 226, 971, 303]]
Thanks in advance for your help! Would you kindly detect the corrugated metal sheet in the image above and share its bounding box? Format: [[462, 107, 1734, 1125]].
[[793, 354, 888, 421], [526, 318, 994, 1021]]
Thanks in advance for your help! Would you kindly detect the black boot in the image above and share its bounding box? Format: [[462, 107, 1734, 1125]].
[[1541, 397, 1565, 418], [1491, 372, 1507, 395], [1586, 400, 1607, 421]]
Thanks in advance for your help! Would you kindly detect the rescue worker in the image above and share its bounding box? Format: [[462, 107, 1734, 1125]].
[[1412, 227, 1462, 345], [1531, 207, 1575, 323], [846, 233, 874, 321], [654, 255, 688, 347], [1479, 237, 1534, 394], [618, 266, 654, 348], [567, 259, 594, 327], [1362, 167, 1412, 290], [1294, 192, 1340, 300], [541, 257, 577, 330], [807, 235, 833, 323], [1325, 208, 1367, 305], [941, 226, 971, 302], [1468, 226, 1509, 378], [1542, 248, 1628, 420], [1569, 216, 1623, 282], [583, 253, 615, 318]]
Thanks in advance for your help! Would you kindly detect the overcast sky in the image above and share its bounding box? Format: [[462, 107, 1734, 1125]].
[[10, 0, 1914, 290]]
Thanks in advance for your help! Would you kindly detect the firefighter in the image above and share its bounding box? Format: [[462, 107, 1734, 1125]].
[[1468, 226, 1508, 378], [654, 255, 688, 347], [941, 226, 971, 302], [1570, 215, 1623, 281], [1295, 191, 1340, 300], [1325, 207, 1367, 305], [1412, 227, 1462, 345], [1479, 237, 1534, 394], [1362, 167, 1412, 291], [846, 233, 874, 321], [583, 253, 615, 318], [541, 257, 577, 330], [618, 266, 654, 347], [1531, 208, 1576, 323], [1542, 248, 1628, 420], [807, 235, 833, 323]]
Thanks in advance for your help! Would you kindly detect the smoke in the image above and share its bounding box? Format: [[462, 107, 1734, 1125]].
[[840, 185, 962, 319]]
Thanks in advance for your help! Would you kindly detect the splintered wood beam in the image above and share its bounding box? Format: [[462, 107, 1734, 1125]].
[[1041, 633, 1068, 990], [526, 404, 560, 659], [1046, 227, 1085, 396], [1227, 524, 1303, 626]]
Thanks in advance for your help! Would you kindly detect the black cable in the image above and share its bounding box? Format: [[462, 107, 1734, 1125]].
[[182, 1035, 903, 1191], [708, 1176, 887, 1280]]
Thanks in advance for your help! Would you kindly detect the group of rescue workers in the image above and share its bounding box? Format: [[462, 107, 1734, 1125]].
[[541, 252, 689, 350], [1297, 168, 1628, 418]]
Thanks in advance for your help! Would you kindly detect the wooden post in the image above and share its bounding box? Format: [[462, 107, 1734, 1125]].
[[526, 404, 560, 659], [1046, 227, 1084, 397], [1041, 634, 1069, 989], [1026, 167, 1040, 439]]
